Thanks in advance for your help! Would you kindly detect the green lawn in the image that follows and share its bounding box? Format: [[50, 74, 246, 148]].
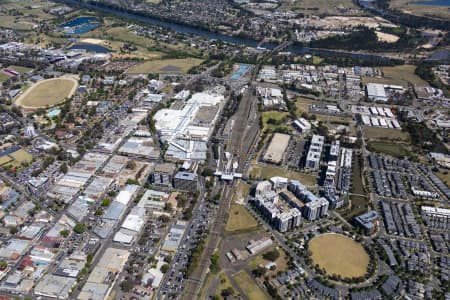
[[9, 65, 33, 74], [0, 73, 10, 83]]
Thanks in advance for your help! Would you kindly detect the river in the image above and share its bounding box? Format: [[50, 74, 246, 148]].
[[60, 0, 401, 63]]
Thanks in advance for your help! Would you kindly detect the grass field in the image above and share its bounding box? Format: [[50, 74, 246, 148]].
[[281, 0, 360, 15], [226, 204, 259, 233], [389, 0, 450, 20], [9, 149, 33, 163], [0, 73, 10, 83], [249, 246, 289, 276], [9, 65, 33, 74], [232, 271, 270, 300], [0, 149, 33, 169], [351, 154, 364, 195], [214, 272, 236, 298], [0, 156, 13, 166], [233, 181, 251, 203], [15, 78, 78, 108], [367, 140, 411, 158], [363, 127, 410, 142], [126, 58, 204, 74], [363, 65, 428, 87], [296, 97, 317, 114], [309, 234, 369, 278], [250, 164, 317, 186], [0, 0, 55, 30], [261, 111, 290, 132], [341, 196, 369, 221], [436, 171, 450, 187]]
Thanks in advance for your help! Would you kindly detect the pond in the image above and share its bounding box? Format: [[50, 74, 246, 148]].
[[413, 0, 450, 5], [61, 16, 100, 34], [68, 43, 112, 53]]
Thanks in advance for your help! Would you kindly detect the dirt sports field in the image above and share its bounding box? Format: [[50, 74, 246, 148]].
[[309, 233, 370, 278], [15, 77, 78, 108]]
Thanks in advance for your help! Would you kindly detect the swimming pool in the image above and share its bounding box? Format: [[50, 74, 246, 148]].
[[47, 108, 61, 118]]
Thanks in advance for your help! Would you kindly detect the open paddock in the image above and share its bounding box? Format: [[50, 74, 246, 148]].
[[367, 140, 411, 158], [363, 127, 410, 142], [226, 204, 259, 233], [126, 58, 204, 74], [250, 164, 317, 186], [232, 271, 270, 300]]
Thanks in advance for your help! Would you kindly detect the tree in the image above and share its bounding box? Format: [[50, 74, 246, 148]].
[[0, 260, 7, 270], [252, 266, 267, 277], [101, 198, 111, 207], [160, 264, 169, 273], [263, 249, 280, 262], [73, 223, 86, 234], [164, 202, 173, 212], [221, 287, 234, 297], [159, 215, 170, 223], [120, 277, 133, 292], [210, 252, 220, 273], [201, 168, 214, 177], [9, 227, 18, 235], [126, 160, 137, 170], [60, 229, 70, 237], [59, 163, 68, 174]]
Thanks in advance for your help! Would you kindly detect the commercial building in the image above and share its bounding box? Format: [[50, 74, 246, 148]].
[[246, 237, 273, 255], [173, 171, 199, 192], [153, 163, 176, 187], [366, 83, 388, 102], [161, 221, 187, 252], [429, 152, 450, 169], [293, 118, 311, 133], [263, 133, 291, 165], [113, 207, 146, 245], [355, 211, 379, 235], [78, 248, 130, 300], [305, 135, 324, 170], [34, 274, 76, 299], [153, 92, 224, 145]]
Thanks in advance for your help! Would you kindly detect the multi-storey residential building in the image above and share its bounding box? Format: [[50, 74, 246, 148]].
[[305, 135, 325, 170]]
